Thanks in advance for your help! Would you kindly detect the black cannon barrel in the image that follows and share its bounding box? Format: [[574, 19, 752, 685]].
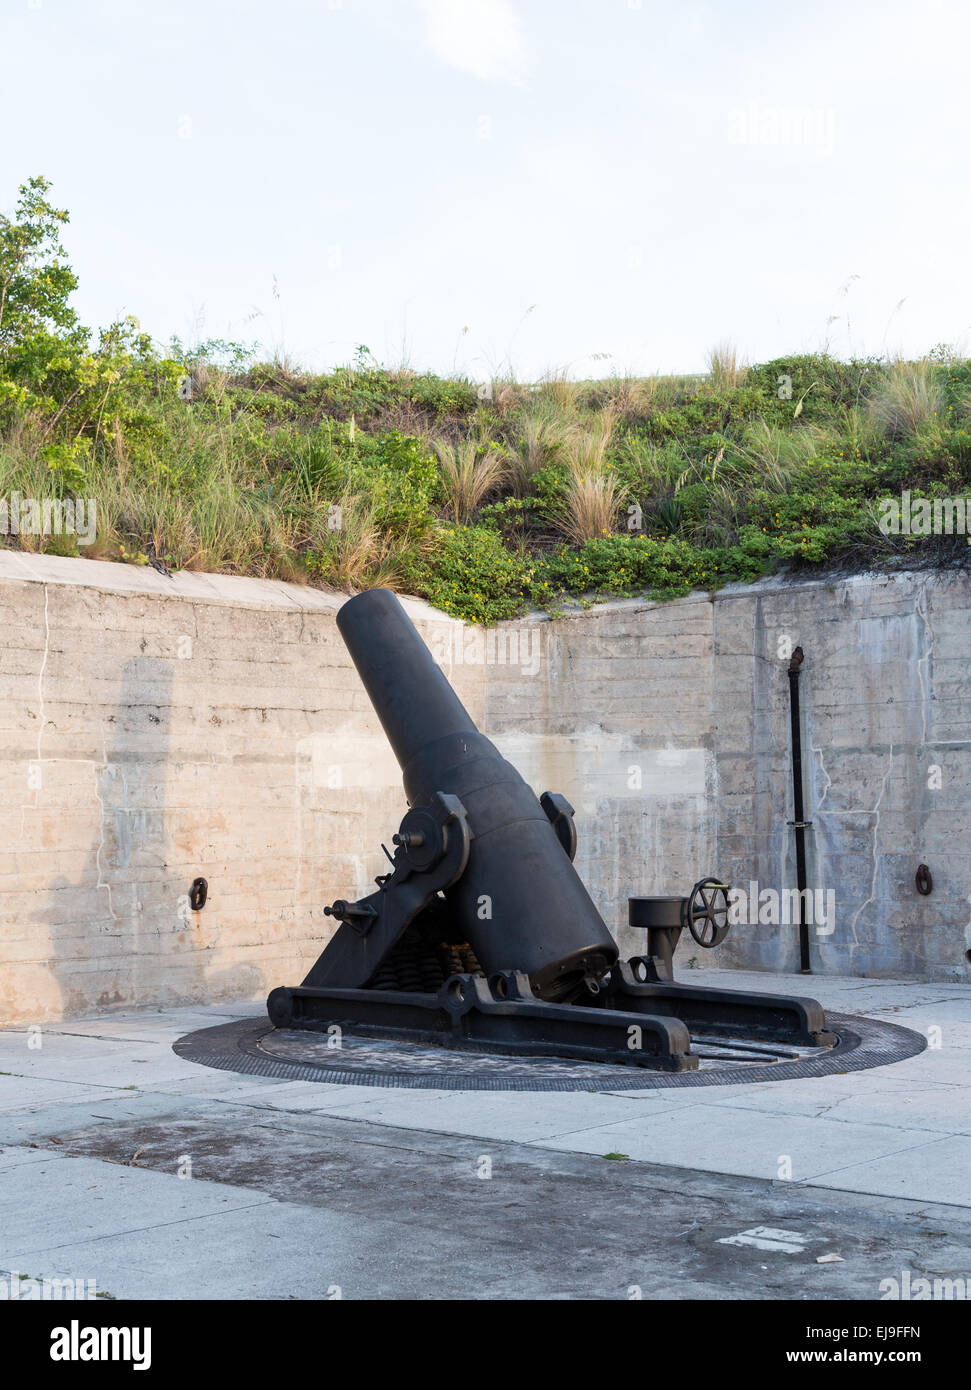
[[336, 589, 619, 1000], [337, 588, 477, 774]]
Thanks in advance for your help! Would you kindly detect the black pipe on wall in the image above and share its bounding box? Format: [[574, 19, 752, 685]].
[[786, 646, 812, 974]]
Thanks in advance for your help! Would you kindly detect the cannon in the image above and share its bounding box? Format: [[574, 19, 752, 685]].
[[268, 589, 834, 1072]]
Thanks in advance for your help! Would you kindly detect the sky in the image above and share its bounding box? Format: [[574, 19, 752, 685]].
[[2, 0, 970, 380]]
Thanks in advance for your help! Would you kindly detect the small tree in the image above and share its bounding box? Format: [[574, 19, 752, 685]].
[[0, 176, 87, 416]]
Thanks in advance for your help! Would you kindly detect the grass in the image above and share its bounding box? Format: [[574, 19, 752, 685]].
[[431, 434, 509, 522], [707, 340, 748, 391], [508, 399, 577, 496], [2, 342, 970, 623], [869, 358, 943, 438]]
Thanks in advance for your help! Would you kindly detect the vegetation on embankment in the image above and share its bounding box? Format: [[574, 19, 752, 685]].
[[2, 178, 970, 622]]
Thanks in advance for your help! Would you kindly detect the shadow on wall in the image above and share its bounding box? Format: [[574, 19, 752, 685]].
[[37, 653, 263, 1019]]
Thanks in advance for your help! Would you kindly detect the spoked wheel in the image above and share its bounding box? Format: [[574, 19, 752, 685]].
[[682, 877, 731, 948]]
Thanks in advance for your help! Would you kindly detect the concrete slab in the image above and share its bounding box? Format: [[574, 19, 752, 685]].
[[6, 1056, 211, 1090], [20, 1106, 971, 1301], [301, 1086, 661, 1140], [146, 1070, 332, 1100], [867, 1014, 971, 1048], [0, 1155, 273, 1260], [204, 1079, 364, 1110], [2, 974, 969, 1302], [777, 1085, 971, 1135], [686, 968, 971, 1013], [852, 1049, 970, 1086], [0, 1144, 67, 1172], [0, 1003, 270, 1046], [0, 1090, 226, 1145], [5, 1197, 477, 1301], [0, 1075, 122, 1115], [810, 1134, 971, 1206], [589, 1068, 970, 1148], [535, 1105, 949, 1184]]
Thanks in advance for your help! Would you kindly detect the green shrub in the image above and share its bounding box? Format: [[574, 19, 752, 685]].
[[535, 533, 759, 602], [407, 525, 534, 623], [348, 430, 441, 538]]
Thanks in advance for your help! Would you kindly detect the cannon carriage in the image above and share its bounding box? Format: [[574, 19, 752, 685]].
[[268, 589, 834, 1073]]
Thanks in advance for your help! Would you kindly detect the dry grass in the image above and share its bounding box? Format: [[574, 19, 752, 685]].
[[597, 374, 684, 417], [534, 371, 581, 417], [508, 400, 577, 494], [563, 405, 615, 475], [836, 403, 883, 456], [432, 435, 509, 522], [739, 420, 823, 490], [557, 469, 627, 545], [554, 407, 627, 543], [305, 492, 400, 591], [869, 358, 942, 437], [707, 340, 748, 390]]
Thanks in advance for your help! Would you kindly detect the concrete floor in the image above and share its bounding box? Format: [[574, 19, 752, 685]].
[[1, 968, 969, 1299]]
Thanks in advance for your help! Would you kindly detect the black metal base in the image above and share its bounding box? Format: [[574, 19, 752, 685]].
[[610, 960, 835, 1048], [175, 1012, 926, 1092], [267, 961, 836, 1074]]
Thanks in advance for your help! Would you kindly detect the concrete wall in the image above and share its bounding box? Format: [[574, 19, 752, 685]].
[[709, 572, 970, 979], [1, 550, 968, 1024]]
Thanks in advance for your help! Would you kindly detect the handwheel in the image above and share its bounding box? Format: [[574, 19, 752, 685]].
[[682, 877, 731, 948]]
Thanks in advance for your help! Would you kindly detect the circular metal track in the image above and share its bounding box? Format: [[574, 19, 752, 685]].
[[174, 1011, 926, 1093]]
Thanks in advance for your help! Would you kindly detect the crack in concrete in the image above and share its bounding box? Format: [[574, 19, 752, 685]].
[[811, 741, 833, 813], [4, 1192, 275, 1262], [915, 577, 933, 749], [94, 728, 117, 925], [35, 584, 49, 766], [848, 744, 893, 958], [794, 1130, 955, 1184]]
